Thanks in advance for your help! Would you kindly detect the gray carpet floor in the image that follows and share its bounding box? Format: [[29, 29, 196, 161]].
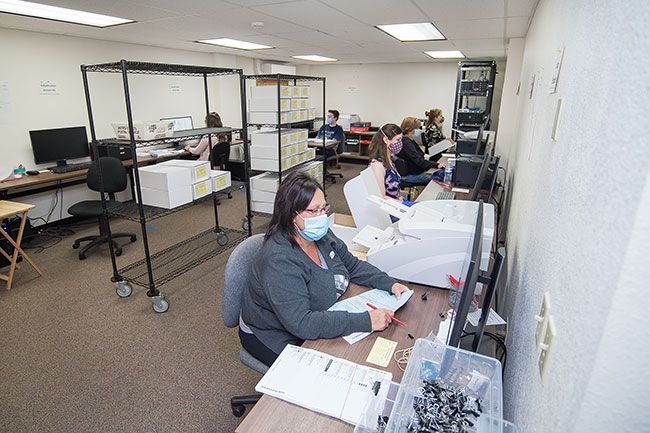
[[0, 163, 359, 433]]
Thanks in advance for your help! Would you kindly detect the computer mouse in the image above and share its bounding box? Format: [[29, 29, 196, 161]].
[[26, 170, 40, 176]]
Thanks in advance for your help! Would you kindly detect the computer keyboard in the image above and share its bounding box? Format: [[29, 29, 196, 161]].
[[435, 191, 456, 201], [49, 163, 92, 174]]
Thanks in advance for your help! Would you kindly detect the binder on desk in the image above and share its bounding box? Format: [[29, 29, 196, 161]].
[[255, 345, 392, 425]]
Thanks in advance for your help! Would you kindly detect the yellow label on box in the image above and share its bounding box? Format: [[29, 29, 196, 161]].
[[281, 87, 291, 97], [216, 177, 227, 187], [281, 135, 289, 145], [290, 132, 298, 142], [196, 166, 208, 179], [281, 99, 290, 110], [291, 156, 298, 165], [301, 87, 309, 97], [291, 112, 299, 121], [195, 183, 209, 195]]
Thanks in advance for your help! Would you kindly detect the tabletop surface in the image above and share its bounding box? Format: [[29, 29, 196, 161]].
[[0, 200, 35, 218]]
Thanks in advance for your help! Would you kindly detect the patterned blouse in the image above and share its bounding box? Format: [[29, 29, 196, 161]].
[[423, 124, 445, 149], [371, 157, 401, 199]]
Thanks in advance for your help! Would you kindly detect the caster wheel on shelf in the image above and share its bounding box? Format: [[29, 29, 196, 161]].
[[217, 232, 229, 247], [72, 242, 80, 249], [232, 405, 246, 418], [115, 248, 123, 257], [332, 179, 337, 184], [78, 252, 86, 260], [115, 281, 133, 298], [242, 218, 251, 232], [228, 192, 233, 199], [152, 296, 169, 313], [130, 235, 137, 242]]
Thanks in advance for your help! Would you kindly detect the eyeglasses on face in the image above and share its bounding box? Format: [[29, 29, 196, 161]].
[[303, 204, 331, 216]]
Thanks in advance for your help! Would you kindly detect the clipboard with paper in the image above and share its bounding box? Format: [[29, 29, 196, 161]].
[[427, 138, 455, 157]]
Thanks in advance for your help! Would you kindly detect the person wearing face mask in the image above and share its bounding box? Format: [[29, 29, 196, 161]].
[[368, 123, 404, 201], [316, 109, 346, 157], [396, 117, 445, 185], [422, 108, 447, 161], [240, 171, 411, 367]]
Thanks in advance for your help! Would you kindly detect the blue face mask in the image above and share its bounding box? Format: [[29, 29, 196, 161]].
[[413, 129, 422, 139], [325, 116, 334, 125], [297, 214, 330, 241]]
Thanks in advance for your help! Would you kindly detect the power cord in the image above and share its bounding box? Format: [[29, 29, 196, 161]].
[[461, 331, 508, 373]]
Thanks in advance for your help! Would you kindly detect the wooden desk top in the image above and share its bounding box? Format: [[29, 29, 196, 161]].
[[235, 283, 450, 433], [0, 200, 35, 218]]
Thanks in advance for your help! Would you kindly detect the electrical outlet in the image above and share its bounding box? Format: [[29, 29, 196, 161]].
[[534, 292, 551, 350], [538, 315, 557, 382]]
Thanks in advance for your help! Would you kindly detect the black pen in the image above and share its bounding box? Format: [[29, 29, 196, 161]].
[[324, 359, 332, 372]]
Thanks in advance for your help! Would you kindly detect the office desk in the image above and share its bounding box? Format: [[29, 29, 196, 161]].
[[235, 282, 449, 433], [0, 200, 43, 289]]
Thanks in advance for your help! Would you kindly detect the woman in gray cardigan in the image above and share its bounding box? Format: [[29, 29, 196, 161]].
[[240, 171, 410, 366]]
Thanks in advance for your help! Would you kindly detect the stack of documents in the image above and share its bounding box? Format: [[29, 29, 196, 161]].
[[256, 345, 392, 424], [328, 289, 413, 344]]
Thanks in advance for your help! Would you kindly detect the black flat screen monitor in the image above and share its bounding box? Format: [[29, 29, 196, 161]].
[[469, 154, 491, 201], [448, 201, 484, 347], [30, 126, 89, 166]]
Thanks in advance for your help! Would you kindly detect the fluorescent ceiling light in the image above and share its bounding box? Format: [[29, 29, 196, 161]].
[[197, 38, 272, 50], [425, 50, 465, 59], [292, 55, 338, 62], [376, 22, 445, 42], [0, 0, 134, 27]]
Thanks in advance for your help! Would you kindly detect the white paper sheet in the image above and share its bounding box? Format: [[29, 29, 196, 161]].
[[428, 138, 455, 157], [467, 308, 506, 327]]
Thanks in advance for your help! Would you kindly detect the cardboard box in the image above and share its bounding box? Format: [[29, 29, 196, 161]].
[[249, 111, 290, 125], [192, 178, 212, 200], [251, 189, 276, 202], [141, 186, 193, 209], [137, 165, 192, 191], [251, 200, 274, 214], [292, 86, 309, 98], [250, 172, 280, 193], [251, 154, 301, 171], [250, 128, 307, 147], [249, 98, 291, 112], [250, 141, 307, 159], [211, 170, 232, 192], [158, 159, 210, 182], [251, 85, 292, 99]]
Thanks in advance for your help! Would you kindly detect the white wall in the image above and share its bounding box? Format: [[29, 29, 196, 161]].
[[0, 28, 250, 225], [297, 61, 505, 136], [498, 0, 650, 432]]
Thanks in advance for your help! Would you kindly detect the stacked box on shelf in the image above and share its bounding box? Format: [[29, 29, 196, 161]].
[[157, 159, 213, 201], [249, 128, 310, 172], [137, 165, 193, 209], [250, 85, 292, 125]]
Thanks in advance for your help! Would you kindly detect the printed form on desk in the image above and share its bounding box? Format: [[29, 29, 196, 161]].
[[255, 345, 392, 425], [328, 289, 414, 344]]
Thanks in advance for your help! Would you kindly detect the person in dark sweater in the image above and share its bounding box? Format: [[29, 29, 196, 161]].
[[396, 117, 445, 185], [316, 109, 345, 157], [240, 171, 411, 366]]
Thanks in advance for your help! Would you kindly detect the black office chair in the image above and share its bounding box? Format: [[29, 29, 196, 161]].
[[394, 157, 419, 201], [211, 141, 233, 201], [321, 141, 343, 184], [68, 157, 137, 260]]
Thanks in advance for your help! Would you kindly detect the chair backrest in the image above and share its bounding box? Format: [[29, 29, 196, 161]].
[[222, 234, 265, 328], [393, 157, 409, 176], [87, 157, 127, 194], [211, 141, 231, 170]]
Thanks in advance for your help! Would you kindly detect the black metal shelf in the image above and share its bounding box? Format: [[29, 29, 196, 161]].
[[250, 156, 323, 175], [96, 127, 240, 148], [118, 227, 247, 288], [106, 194, 213, 222], [248, 118, 321, 128], [245, 73, 325, 82], [82, 60, 241, 76]]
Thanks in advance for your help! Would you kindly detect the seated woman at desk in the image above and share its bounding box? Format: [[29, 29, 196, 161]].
[[396, 117, 444, 185], [422, 108, 447, 161], [184, 111, 228, 161], [240, 171, 410, 366], [368, 123, 404, 201]]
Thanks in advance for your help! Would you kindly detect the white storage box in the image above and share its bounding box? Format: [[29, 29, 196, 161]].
[[308, 108, 316, 120], [291, 98, 309, 110], [289, 110, 301, 123], [251, 153, 302, 171], [251, 85, 292, 99], [251, 188, 276, 203], [211, 170, 232, 192], [292, 86, 309, 98], [250, 129, 307, 147], [158, 159, 210, 182], [251, 200, 274, 214], [141, 186, 192, 209], [249, 98, 291, 112], [137, 165, 192, 191], [192, 178, 212, 200], [112, 120, 174, 141], [250, 172, 280, 193], [250, 141, 308, 159], [249, 111, 290, 125], [298, 109, 308, 121]]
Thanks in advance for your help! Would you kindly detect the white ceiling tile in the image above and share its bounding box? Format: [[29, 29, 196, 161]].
[[274, 30, 343, 47], [452, 38, 505, 50], [506, 0, 538, 17], [413, 0, 505, 21], [505, 16, 530, 37], [435, 18, 505, 39], [131, 0, 241, 15], [326, 0, 424, 26], [252, 0, 360, 32], [224, 0, 304, 5], [462, 49, 506, 59], [402, 40, 460, 51]]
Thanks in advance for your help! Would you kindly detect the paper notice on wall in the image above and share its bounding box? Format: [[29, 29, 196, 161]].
[[0, 81, 15, 123], [548, 46, 565, 94], [39, 80, 60, 96], [169, 83, 182, 94]]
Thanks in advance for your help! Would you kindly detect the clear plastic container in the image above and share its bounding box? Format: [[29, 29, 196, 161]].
[[355, 382, 399, 433], [383, 339, 515, 433]]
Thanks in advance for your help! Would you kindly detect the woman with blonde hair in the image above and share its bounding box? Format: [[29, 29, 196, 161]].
[[396, 116, 444, 185]]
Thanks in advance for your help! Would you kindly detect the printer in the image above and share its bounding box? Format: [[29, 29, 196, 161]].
[[329, 167, 494, 289]]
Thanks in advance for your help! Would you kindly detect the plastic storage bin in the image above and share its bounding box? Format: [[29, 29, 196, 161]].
[[111, 120, 174, 140], [379, 338, 515, 433]]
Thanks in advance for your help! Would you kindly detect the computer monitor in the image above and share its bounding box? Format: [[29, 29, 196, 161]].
[[29, 126, 90, 167], [469, 154, 491, 201], [160, 116, 193, 131], [448, 200, 484, 348], [471, 246, 506, 352]]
